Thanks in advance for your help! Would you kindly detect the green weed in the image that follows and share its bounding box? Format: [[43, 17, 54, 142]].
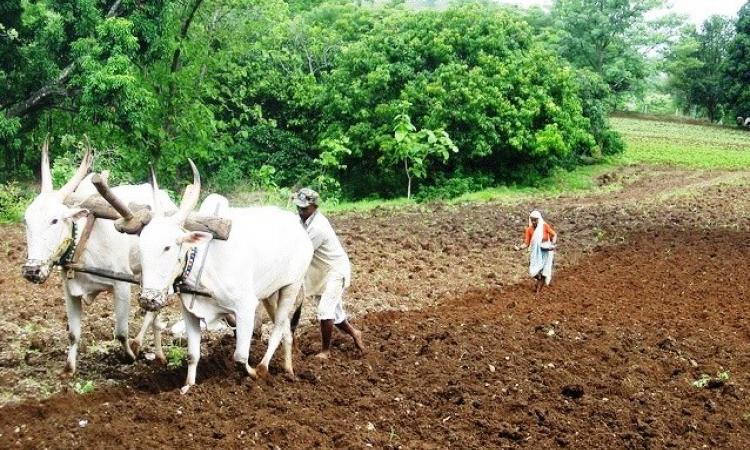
[[692, 371, 730, 389], [165, 345, 187, 368], [73, 380, 95, 395]]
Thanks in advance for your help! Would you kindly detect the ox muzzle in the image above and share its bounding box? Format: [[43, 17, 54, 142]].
[[22, 259, 53, 284], [139, 288, 171, 312]]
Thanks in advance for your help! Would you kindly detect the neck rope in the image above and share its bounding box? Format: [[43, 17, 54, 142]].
[[56, 221, 78, 266]]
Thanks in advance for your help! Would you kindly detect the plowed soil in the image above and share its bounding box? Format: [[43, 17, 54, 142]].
[[1, 167, 749, 448], [1, 229, 749, 449]]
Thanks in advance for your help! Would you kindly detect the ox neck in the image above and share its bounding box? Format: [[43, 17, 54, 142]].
[[56, 220, 78, 267]]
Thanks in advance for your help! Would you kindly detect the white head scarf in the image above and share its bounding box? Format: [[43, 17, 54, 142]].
[[529, 210, 545, 246]]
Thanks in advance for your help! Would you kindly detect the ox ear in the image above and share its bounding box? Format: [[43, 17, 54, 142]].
[[65, 208, 90, 221], [178, 231, 213, 247]]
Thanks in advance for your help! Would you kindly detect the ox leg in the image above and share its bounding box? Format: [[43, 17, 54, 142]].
[[113, 283, 136, 362], [258, 282, 299, 379], [262, 292, 278, 323], [151, 312, 167, 365], [130, 311, 155, 358], [252, 293, 278, 342], [233, 297, 259, 378], [252, 303, 264, 342], [62, 284, 83, 376], [181, 303, 202, 395]]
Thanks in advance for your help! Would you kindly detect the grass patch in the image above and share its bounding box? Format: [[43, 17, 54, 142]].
[[612, 117, 750, 170], [325, 196, 418, 214], [452, 162, 618, 204]]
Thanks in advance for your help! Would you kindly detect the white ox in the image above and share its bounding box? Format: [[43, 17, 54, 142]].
[[21, 141, 176, 374], [107, 163, 312, 394], [169, 194, 280, 339]]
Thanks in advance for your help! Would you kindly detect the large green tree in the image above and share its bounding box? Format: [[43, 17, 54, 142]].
[[666, 15, 735, 121], [725, 1, 750, 120], [551, 0, 679, 100]]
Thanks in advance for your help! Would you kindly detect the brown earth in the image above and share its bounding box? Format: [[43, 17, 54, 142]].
[[0, 166, 749, 448], [1, 228, 749, 449], [3, 167, 748, 405]]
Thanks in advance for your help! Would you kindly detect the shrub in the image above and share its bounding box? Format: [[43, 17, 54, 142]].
[[0, 181, 32, 223], [415, 173, 494, 201]]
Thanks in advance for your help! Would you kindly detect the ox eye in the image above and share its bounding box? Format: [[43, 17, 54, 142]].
[[51, 219, 58, 225], [163, 246, 171, 252]]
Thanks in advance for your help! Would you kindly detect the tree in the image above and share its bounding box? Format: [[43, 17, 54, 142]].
[[0, 0, 168, 180], [379, 109, 457, 199], [725, 1, 750, 120], [666, 16, 735, 121], [551, 0, 680, 100]]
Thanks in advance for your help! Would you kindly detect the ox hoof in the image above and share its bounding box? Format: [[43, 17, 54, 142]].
[[155, 353, 167, 366], [235, 361, 256, 378], [122, 351, 137, 363], [59, 367, 75, 379], [283, 370, 296, 382], [180, 385, 192, 395], [256, 364, 270, 380], [128, 339, 141, 357]]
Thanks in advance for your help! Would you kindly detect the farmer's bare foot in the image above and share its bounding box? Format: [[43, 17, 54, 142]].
[[352, 329, 365, 352], [314, 350, 330, 360]]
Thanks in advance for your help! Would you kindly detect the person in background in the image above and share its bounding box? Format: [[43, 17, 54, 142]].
[[294, 188, 365, 359], [516, 210, 557, 293]]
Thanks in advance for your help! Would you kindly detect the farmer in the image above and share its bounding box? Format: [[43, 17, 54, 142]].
[[294, 188, 365, 359], [516, 210, 558, 293]]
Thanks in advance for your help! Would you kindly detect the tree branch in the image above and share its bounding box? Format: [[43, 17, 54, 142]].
[[2, 0, 124, 119], [171, 0, 205, 73]]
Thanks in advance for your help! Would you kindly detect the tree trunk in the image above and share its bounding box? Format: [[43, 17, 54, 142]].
[[2, 0, 124, 119], [404, 159, 412, 199]]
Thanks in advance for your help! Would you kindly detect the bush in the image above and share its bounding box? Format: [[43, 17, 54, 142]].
[[415, 173, 494, 201], [310, 5, 604, 198], [0, 181, 33, 223]]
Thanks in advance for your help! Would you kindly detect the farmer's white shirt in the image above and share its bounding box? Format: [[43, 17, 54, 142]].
[[302, 211, 351, 296]]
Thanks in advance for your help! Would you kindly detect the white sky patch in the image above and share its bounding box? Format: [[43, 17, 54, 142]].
[[494, 0, 747, 25]]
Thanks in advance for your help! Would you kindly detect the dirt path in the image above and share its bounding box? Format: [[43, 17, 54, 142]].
[[1, 229, 748, 449]]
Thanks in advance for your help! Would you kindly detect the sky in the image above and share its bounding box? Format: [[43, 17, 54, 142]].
[[496, 0, 748, 25]]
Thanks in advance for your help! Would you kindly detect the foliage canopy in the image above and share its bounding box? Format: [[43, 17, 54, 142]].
[[1, 0, 623, 201]]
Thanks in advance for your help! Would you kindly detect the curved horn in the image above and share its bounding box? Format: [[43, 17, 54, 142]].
[[174, 159, 201, 224], [40, 137, 53, 193], [149, 163, 163, 217], [92, 173, 134, 220], [57, 136, 94, 200]]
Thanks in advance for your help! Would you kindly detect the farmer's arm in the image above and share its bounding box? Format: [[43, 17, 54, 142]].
[[547, 224, 557, 244], [516, 227, 532, 250]]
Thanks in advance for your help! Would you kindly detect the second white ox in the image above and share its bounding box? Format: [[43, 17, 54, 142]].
[[108, 162, 312, 394], [21, 141, 176, 373]]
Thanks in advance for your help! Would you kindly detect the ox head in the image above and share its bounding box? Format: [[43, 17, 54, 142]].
[[135, 161, 211, 311], [22, 138, 93, 284]]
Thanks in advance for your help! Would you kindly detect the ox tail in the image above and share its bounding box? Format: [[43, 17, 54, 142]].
[[290, 284, 305, 355], [290, 284, 305, 333]]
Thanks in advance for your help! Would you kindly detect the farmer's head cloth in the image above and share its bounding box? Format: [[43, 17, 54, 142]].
[[293, 188, 320, 208]]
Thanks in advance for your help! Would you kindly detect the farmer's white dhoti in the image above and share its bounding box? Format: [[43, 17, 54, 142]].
[[312, 271, 348, 324]]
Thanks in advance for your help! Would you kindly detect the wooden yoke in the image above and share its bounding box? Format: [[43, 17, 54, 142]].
[[63, 175, 232, 240]]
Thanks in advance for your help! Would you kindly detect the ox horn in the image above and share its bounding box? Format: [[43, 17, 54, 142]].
[[174, 159, 201, 224], [149, 163, 163, 217], [57, 135, 94, 200], [40, 136, 53, 193], [92, 172, 154, 235], [92, 173, 134, 221]]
